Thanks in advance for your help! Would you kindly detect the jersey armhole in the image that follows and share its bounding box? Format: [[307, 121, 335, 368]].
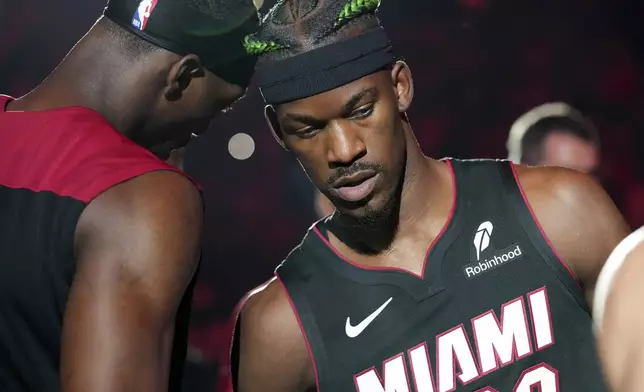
[[501, 162, 587, 308], [274, 271, 324, 391], [508, 163, 580, 284], [230, 286, 262, 392], [0, 95, 12, 110], [81, 165, 200, 205], [230, 309, 242, 391]]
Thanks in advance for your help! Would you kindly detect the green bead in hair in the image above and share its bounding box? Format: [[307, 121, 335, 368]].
[[243, 34, 286, 55], [335, 0, 381, 29]]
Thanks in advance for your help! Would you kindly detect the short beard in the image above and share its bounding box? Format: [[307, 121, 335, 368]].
[[331, 167, 405, 255], [344, 189, 399, 230]]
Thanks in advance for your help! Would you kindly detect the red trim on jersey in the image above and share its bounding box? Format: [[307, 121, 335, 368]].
[[312, 159, 457, 279], [509, 163, 580, 286], [0, 95, 200, 203], [221, 292, 254, 392], [275, 274, 321, 391], [232, 279, 276, 321], [0, 95, 11, 110], [225, 280, 282, 392]]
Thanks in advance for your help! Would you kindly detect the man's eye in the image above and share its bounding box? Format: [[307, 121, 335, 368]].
[[351, 105, 374, 120], [295, 127, 319, 139]]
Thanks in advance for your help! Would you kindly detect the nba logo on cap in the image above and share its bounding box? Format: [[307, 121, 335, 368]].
[[131, 0, 158, 31]]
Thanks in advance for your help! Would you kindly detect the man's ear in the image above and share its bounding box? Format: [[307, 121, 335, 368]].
[[391, 60, 414, 113], [264, 105, 288, 151], [165, 54, 205, 101]]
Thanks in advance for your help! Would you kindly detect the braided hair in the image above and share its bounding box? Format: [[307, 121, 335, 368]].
[[244, 0, 382, 63]]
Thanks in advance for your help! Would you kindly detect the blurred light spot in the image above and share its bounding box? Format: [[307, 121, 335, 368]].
[[228, 133, 255, 160], [253, 0, 264, 9]]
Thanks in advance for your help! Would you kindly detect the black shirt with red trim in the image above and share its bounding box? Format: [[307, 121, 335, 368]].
[[0, 95, 198, 391], [272, 159, 607, 392]]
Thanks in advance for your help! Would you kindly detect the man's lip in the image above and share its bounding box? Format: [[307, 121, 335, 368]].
[[332, 174, 380, 202], [331, 170, 378, 189]]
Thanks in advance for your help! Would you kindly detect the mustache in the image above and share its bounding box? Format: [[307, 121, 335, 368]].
[[327, 162, 385, 186]]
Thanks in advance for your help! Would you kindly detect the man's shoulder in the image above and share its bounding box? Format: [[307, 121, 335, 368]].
[[236, 278, 315, 390], [618, 227, 644, 265], [76, 170, 203, 257], [513, 164, 629, 286], [241, 277, 299, 337], [448, 158, 598, 205], [84, 170, 201, 218], [511, 163, 619, 241], [630, 230, 644, 259], [243, 278, 284, 313], [595, 227, 644, 328], [513, 164, 600, 206]]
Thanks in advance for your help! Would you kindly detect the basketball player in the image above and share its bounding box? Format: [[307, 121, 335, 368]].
[[232, 1, 630, 391], [506, 102, 600, 174], [0, 0, 258, 390], [593, 227, 644, 392]]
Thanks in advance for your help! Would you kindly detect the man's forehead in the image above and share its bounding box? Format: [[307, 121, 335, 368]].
[[544, 131, 595, 149], [279, 74, 382, 112], [543, 131, 599, 166]]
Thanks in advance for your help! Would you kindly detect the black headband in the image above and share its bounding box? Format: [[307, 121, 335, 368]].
[[256, 27, 395, 105], [104, 0, 259, 88]]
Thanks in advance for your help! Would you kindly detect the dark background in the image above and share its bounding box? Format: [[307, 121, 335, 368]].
[[2, 0, 644, 390]]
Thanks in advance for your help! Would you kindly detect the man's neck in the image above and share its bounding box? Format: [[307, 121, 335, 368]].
[[7, 35, 152, 138], [9, 69, 139, 137]]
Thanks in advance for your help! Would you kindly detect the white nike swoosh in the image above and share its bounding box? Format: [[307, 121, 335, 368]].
[[345, 297, 393, 338]]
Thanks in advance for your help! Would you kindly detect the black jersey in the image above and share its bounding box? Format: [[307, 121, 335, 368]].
[[0, 95, 196, 391], [275, 159, 606, 392]]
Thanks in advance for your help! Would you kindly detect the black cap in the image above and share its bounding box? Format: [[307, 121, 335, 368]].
[[104, 0, 259, 87]]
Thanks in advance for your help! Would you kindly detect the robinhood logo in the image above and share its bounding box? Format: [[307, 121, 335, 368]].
[[464, 221, 524, 279]]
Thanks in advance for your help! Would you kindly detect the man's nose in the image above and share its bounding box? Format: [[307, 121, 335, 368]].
[[326, 120, 366, 167]]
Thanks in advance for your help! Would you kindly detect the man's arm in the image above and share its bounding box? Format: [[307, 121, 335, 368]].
[[235, 279, 315, 392], [61, 170, 203, 391], [516, 165, 630, 306], [598, 234, 644, 392]]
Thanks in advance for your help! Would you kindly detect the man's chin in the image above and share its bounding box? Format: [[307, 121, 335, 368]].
[[335, 193, 398, 225], [330, 192, 374, 210], [335, 205, 386, 227]]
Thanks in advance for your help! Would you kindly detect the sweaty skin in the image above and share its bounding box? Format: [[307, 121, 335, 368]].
[[4, 1, 256, 388], [61, 171, 203, 391], [597, 229, 644, 392], [233, 44, 629, 389], [235, 10, 628, 385], [235, 163, 629, 392]]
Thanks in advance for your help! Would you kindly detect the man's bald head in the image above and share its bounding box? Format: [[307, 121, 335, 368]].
[[24, 0, 260, 159], [540, 131, 599, 174], [507, 104, 600, 174]]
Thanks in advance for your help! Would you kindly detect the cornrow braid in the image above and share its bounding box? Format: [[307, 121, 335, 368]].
[[249, 0, 382, 62], [243, 34, 286, 55], [335, 0, 380, 29]]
